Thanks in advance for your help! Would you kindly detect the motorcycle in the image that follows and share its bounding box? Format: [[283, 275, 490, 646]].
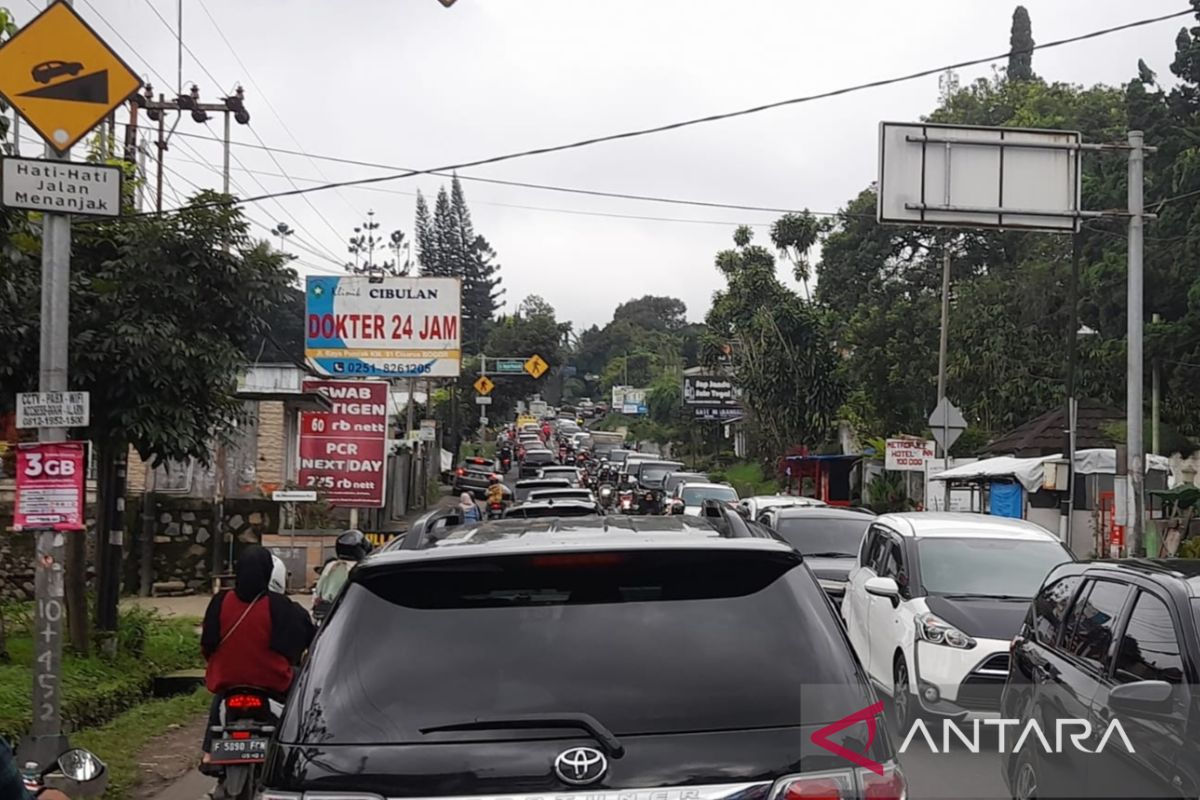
[[486, 500, 506, 519], [208, 687, 284, 800], [617, 488, 635, 513], [499, 455, 512, 473], [638, 491, 662, 516], [20, 746, 107, 797], [598, 483, 615, 510]]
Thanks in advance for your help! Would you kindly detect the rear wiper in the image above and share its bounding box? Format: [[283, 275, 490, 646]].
[[804, 552, 856, 558], [421, 713, 625, 757]]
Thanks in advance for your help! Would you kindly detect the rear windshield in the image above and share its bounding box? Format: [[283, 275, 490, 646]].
[[285, 550, 850, 743], [776, 517, 870, 557], [608, 451, 630, 464], [682, 485, 738, 504], [641, 465, 683, 484], [525, 452, 555, 463]]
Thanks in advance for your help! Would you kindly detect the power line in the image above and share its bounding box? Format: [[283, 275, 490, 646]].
[[192, 0, 364, 220], [162, 148, 785, 227], [116, 6, 1194, 218], [140, 0, 230, 94]]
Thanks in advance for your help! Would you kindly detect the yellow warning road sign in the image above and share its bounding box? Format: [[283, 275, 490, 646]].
[[524, 354, 549, 379], [473, 375, 495, 395], [0, 1, 142, 153]]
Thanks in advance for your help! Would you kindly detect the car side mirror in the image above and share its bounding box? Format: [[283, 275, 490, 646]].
[[1108, 680, 1175, 717], [865, 576, 901, 606]]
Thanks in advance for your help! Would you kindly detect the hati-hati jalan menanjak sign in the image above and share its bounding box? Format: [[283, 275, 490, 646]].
[[305, 276, 462, 378]]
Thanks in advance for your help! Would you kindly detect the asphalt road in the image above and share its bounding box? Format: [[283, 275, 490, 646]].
[[886, 703, 1011, 800]]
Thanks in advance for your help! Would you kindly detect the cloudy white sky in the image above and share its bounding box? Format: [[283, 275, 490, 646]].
[[12, 0, 1189, 329]]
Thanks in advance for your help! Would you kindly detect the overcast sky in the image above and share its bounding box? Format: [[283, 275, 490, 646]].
[[12, 0, 1188, 329]]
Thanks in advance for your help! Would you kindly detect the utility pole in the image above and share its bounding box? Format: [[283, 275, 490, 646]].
[[136, 83, 250, 211], [478, 355, 488, 443], [1061, 234, 1081, 549], [1152, 312, 1161, 457], [1127, 131, 1146, 558]]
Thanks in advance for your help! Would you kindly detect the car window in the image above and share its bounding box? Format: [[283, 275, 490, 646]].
[[863, 527, 888, 570], [1033, 574, 1083, 646], [916, 538, 1072, 598], [284, 550, 861, 744], [878, 538, 907, 590], [1064, 580, 1132, 674], [1114, 591, 1186, 685]]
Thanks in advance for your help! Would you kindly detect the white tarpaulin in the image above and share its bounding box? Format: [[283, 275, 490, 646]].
[[931, 448, 1170, 492]]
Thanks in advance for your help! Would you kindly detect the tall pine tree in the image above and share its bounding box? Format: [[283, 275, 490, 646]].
[[1008, 6, 1036, 81], [414, 190, 437, 274], [414, 178, 503, 353]]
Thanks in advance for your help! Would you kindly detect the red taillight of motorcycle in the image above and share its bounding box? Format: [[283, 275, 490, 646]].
[[226, 694, 265, 710], [231, 730, 252, 740], [456, 468, 465, 476]]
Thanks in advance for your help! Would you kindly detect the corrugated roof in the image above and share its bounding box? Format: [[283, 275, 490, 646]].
[[982, 401, 1123, 457]]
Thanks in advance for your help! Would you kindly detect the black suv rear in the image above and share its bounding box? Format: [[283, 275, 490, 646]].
[[262, 515, 906, 799], [1002, 559, 1200, 799]]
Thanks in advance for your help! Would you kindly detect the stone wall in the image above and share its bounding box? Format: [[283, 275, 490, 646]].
[[122, 498, 278, 593], [1, 501, 98, 601]]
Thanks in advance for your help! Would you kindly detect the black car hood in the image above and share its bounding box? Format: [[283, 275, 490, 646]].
[[924, 595, 1029, 640], [804, 556, 855, 582]]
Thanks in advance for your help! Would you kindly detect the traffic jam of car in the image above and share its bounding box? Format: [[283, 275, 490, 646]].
[[263, 409, 1200, 800]]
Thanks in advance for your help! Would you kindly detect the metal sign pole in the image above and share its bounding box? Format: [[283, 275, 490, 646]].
[[29, 50, 72, 761], [1127, 131, 1146, 557]]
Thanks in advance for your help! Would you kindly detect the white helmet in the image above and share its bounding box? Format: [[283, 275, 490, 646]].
[[270, 554, 288, 594]]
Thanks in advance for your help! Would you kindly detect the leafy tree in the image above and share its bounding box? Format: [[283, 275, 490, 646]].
[[612, 295, 687, 332], [0, 190, 296, 643], [704, 227, 845, 459], [1008, 6, 1036, 82], [770, 212, 826, 299]]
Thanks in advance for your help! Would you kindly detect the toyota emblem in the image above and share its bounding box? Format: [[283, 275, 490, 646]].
[[554, 747, 608, 786]]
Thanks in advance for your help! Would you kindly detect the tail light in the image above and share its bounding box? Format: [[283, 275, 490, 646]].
[[226, 694, 264, 710], [773, 764, 905, 800], [230, 731, 252, 740], [456, 468, 465, 476], [489, 473, 500, 480]]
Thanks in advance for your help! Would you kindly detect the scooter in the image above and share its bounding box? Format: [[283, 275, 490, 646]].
[[617, 488, 635, 513], [20, 746, 107, 797], [207, 687, 284, 800], [486, 500, 506, 519], [598, 483, 615, 510]]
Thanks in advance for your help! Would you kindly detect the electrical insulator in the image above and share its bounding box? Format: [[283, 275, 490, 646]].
[[225, 86, 250, 125]]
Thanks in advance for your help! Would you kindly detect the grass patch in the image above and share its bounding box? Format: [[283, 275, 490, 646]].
[[711, 461, 780, 498], [0, 608, 202, 741], [73, 686, 210, 800]]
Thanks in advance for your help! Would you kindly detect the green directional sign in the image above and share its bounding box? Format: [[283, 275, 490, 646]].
[[493, 358, 526, 374]]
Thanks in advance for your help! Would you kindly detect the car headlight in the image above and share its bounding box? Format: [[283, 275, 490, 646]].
[[915, 612, 976, 649]]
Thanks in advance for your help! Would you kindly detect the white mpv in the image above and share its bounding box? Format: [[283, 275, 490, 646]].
[[840, 513, 1073, 728]]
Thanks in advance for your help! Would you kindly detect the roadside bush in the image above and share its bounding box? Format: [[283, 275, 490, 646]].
[[0, 608, 200, 740]]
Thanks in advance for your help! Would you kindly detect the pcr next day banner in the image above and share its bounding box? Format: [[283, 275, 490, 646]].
[[305, 276, 462, 378], [299, 380, 389, 508]]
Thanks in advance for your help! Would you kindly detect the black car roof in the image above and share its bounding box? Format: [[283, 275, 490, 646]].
[[1064, 558, 1200, 597], [359, 517, 794, 567]]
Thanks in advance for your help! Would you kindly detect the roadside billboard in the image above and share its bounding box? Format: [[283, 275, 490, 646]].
[[885, 438, 935, 471], [13, 441, 86, 531], [612, 386, 647, 415], [305, 276, 462, 378], [682, 375, 740, 407], [299, 380, 389, 507]]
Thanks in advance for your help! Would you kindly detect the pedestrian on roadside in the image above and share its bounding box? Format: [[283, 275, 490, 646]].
[[459, 491, 482, 523]]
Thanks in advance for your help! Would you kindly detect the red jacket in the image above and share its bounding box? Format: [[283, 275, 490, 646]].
[[204, 594, 293, 695]]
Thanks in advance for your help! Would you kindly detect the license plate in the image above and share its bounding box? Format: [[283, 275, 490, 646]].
[[210, 737, 269, 763]]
